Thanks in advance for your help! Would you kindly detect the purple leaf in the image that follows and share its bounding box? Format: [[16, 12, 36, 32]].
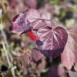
[[37, 26, 68, 59], [40, 11, 54, 26], [12, 9, 47, 35], [12, 13, 31, 35], [26, 9, 46, 30], [31, 49, 44, 62], [40, 48, 64, 60], [61, 26, 77, 70]]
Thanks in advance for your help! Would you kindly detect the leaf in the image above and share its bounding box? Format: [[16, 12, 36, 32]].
[[26, 9, 40, 23], [12, 13, 31, 35], [26, 9, 46, 30], [40, 49, 64, 60], [37, 26, 68, 50], [61, 26, 77, 70], [31, 48, 44, 62], [37, 26, 68, 59], [61, 35, 75, 70], [12, 9, 47, 35], [40, 11, 54, 26], [12, 9, 54, 35], [26, 9, 55, 30]]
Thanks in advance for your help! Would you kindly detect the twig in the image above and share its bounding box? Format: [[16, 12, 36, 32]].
[[2, 41, 11, 67]]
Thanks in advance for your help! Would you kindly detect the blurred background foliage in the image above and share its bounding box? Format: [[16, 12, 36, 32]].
[[0, 0, 77, 77]]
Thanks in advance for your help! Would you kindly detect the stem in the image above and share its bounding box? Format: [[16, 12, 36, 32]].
[[1, 32, 16, 77], [2, 42, 11, 67], [1, 29, 12, 67], [1, 29, 9, 50]]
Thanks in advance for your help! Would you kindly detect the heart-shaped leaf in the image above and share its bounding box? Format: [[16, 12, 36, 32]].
[[36, 26, 68, 59]]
